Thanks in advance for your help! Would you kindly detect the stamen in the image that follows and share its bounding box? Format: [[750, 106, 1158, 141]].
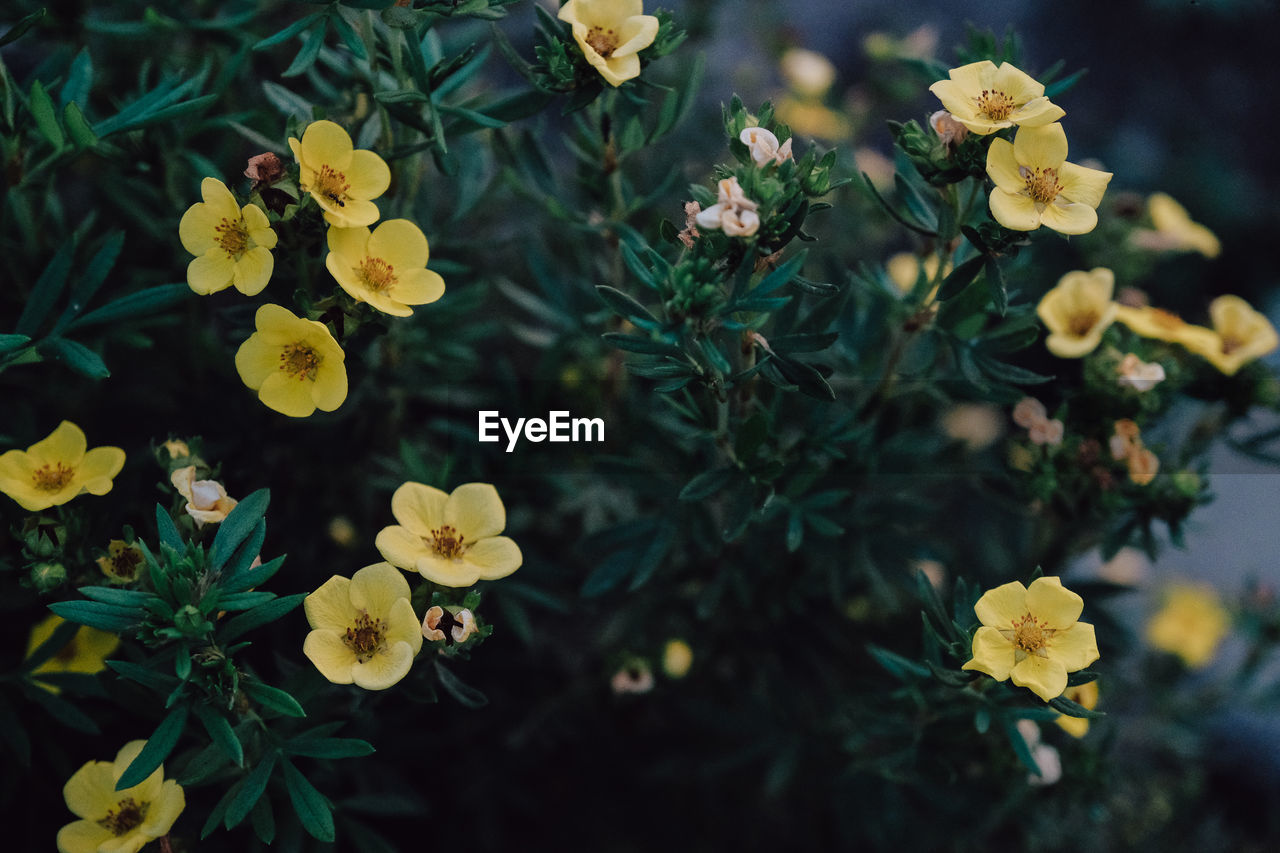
[[344, 611, 386, 662], [311, 165, 351, 208], [279, 342, 321, 381], [215, 217, 249, 258], [32, 462, 75, 492], [585, 26, 619, 58], [98, 798, 149, 836], [359, 257, 397, 293], [429, 525, 466, 559], [976, 88, 1017, 121], [1011, 613, 1052, 654], [1069, 311, 1100, 337], [1020, 165, 1063, 205]]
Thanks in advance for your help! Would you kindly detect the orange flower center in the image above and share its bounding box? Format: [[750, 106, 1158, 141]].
[[280, 342, 321, 381], [1020, 165, 1062, 205], [430, 524, 467, 559], [1011, 613, 1051, 654], [215, 216, 249, 258], [586, 26, 619, 58], [344, 611, 386, 662], [99, 798, 149, 836], [976, 89, 1016, 121], [359, 257, 397, 293], [32, 462, 75, 492], [312, 165, 351, 208]]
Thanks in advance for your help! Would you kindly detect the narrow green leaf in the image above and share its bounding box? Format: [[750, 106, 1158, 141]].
[[0, 334, 32, 355], [117, 706, 189, 789], [178, 741, 232, 787], [201, 777, 241, 839], [282, 24, 327, 78], [67, 283, 188, 331], [222, 554, 285, 595], [194, 704, 244, 766], [284, 738, 375, 759], [107, 660, 182, 692], [595, 285, 658, 324], [77, 586, 155, 607], [282, 759, 335, 842], [48, 600, 142, 632], [55, 231, 124, 332], [29, 80, 65, 148], [253, 13, 321, 50], [679, 469, 734, 501], [0, 8, 45, 47], [260, 81, 314, 119], [21, 683, 100, 733], [866, 644, 930, 680], [330, 10, 368, 60], [438, 103, 505, 128], [601, 332, 682, 357], [60, 48, 94, 109], [1048, 693, 1106, 719], [220, 519, 266, 586], [225, 750, 278, 829], [434, 660, 488, 709], [753, 250, 808, 296], [219, 593, 305, 643], [211, 489, 270, 570], [63, 102, 99, 147], [16, 247, 74, 336], [22, 617, 81, 671], [936, 254, 986, 302], [36, 337, 109, 378], [157, 504, 184, 550], [243, 681, 306, 718], [250, 793, 276, 844]]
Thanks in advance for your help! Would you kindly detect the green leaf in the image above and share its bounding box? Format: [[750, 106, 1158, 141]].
[[253, 12, 321, 50], [201, 777, 241, 839], [260, 81, 314, 119], [225, 750, 278, 829], [867, 644, 930, 680], [117, 706, 189, 789], [211, 489, 270, 570], [29, 80, 66, 148], [250, 794, 276, 844], [178, 741, 232, 787], [193, 704, 244, 767], [0, 333, 32, 355], [77, 586, 154, 607], [752, 250, 808, 296], [936, 254, 986, 302], [769, 332, 839, 353], [60, 48, 94, 108], [595, 285, 658, 324], [284, 738, 375, 759], [439, 103, 505, 128], [67, 283, 189, 330], [0, 8, 45, 47], [1048, 693, 1106, 719], [282, 24, 327, 78], [222, 554, 285, 595], [282, 759, 335, 843], [36, 337, 109, 378], [220, 519, 266, 586], [219, 593, 305, 643], [434, 660, 489, 709], [16, 246, 74, 336], [679, 468, 734, 501], [21, 683, 100, 733], [54, 231, 124, 333], [107, 660, 182, 692], [62, 102, 99, 147], [999, 710, 1044, 775], [22, 617, 81, 672], [601, 332, 683, 357], [157, 504, 184, 551], [243, 680, 306, 718], [48, 600, 142, 632]]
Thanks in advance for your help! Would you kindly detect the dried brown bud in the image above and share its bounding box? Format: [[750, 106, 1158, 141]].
[[244, 152, 284, 190]]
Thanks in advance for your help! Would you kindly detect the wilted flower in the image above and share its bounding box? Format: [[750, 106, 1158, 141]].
[[288, 120, 391, 228], [1180, 295, 1279, 376], [170, 466, 237, 527], [0, 421, 125, 512], [376, 482, 523, 587], [303, 562, 423, 689], [422, 606, 478, 645], [1116, 353, 1165, 391], [739, 126, 793, 167], [325, 220, 446, 317], [929, 109, 969, 150], [234, 304, 348, 418], [56, 740, 185, 853], [1036, 268, 1118, 357], [244, 152, 285, 190], [179, 177, 277, 297], [694, 177, 760, 237], [26, 614, 120, 694], [96, 540, 146, 584], [557, 0, 659, 87], [962, 576, 1100, 701], [986, 123, 1112, 235], [1146, 583, 1230, 668], [1130, 192, 1221, 258], [611, 658, 654, 694], [929, 60, 1065, 135]]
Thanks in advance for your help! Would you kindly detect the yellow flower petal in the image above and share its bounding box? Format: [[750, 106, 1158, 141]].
[[258, 370, 319, 417], [989, 189, 1042, 231], [79, 447, 126, 495], [1058, 162, 1113, 209], [1013, 122, 1068, 169], [375, 525, 429, 571], [186, 252, 237, 295], [973, 581, 1028, 628], [386, 597, 425, 653], [346, 149, 392, 201], [463, 535, 523, 580], [1011, 653, 1068, 701], [444, 482, 507, 541], [299, 120, 354, 171], [303, 630, 355, 684], [63, 760, 117, 819], [368, 219, 428, 269], [1047, 622, 1099, 671], [304, 575, 353, 630], [1040, 201, 1099, 235], [991, 62, 1045, 104], [57, 819, 115, 853], [386, 268, 445, 308], [33, 421, 87, 465], [326, 225, 371, 262], [415, 553, 484, 587], [232, 247, 274, 296], [138, 779, 185, 837], [1055, 681, 1099, 738], [392, 482, 449, 536], [962, 626, 1015, 681], [348, 562, 412, 616], [232, 332, 279, 389], [1025, 576, 1084, 628], [614, 13, 660, 57], [984, 138, 1024, 193], [351, 640, 414, 690]]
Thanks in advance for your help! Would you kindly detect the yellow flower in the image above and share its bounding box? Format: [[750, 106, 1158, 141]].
[[886, 252, 949, 301], [178, 177, 277, 296], [986, 123, 1112, 235], [962, 576, 1099, 701], [661, 639, 693, 678], [774, 96, 852, 141], [557, 0, 659, 87], [234, 304, 348, 417], [97, 540, 146, 584], [1130, 192, 1221, 258], [325, 220, 446, 317], [170, 466, 237, 527], [1181, 295, 1279, 376], [56, 740, 185, 853], [929, 60, 1065, 135], [0, 421, 125, 512], [780, 48, 836, 98], [288, 120, 391, 228], [1054, 680, 1099, 738], [1036, 267, 1119, 357], [1112, 304, 1218, 351], [375, 482, 523, 587], [1146, 583, 1230, 668], [27, 614, 120, 694], [302, 562, 423, 690]]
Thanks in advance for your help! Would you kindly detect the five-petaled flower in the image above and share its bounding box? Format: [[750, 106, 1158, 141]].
[[27, 613, 120, 694], [234, 304, 348, 418], [1036, 267, 1119, 358], [56, 740, 185, 853], [170, 465, 237, 527], [1130, 192, 1221, 258], [1181, 295, 1279, 376], [962, 576, 1099, 701], [1113, 303, 1218, 351], [986, 123, 1112, 235], [0, 421, 125, 512], [694, 177, 761, 238], [325, 220, 446, 317], [179, 177, 278, 296], [375, 482, 523, 587], [929, 60, 1065, 135], [1145, 582, 1230, 669], [557, 0, 660, 87], [288, 120, 391, 228], [97, 540, 146, 584], [303, 562, 424, 690]]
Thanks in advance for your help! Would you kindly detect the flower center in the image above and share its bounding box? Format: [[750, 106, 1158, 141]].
[[359, 257, 397, 293], [32, 462, 75, 492], [429, 524, 467, 559], [344, 611, 386, 662], [976, 89, 1016, 121], [1020, 166, 1063, 205], [110, 547, 142, 580], [280, 342, 321, 381], [1069, 310, 1100, 337], [1220, 335, 1243, 355], [53, 635, 80, 663], [586, 26, 619, 58], [98, 798, 149, 836], [1012, 613, 1051, 654], [215, 216, 249, 259], [312, 164, 351, 208]]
